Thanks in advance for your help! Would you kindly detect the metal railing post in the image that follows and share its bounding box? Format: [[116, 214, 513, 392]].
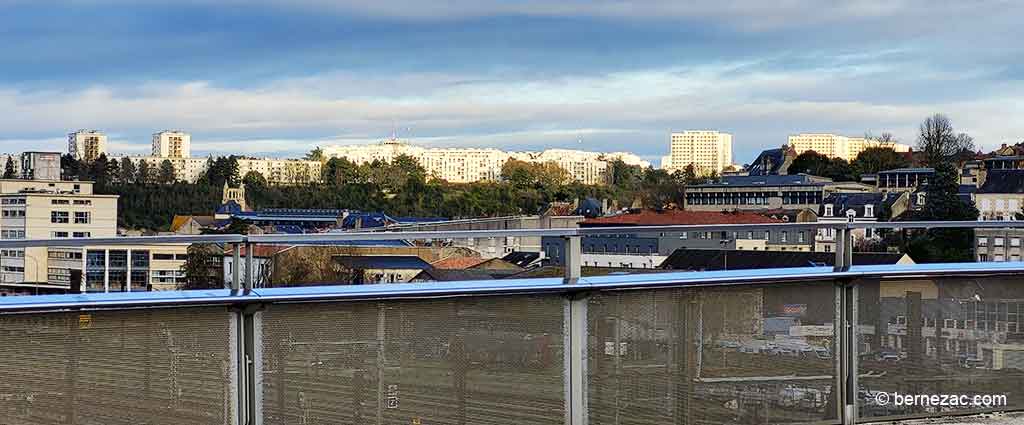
[[232, 243, 241, 291], [244, 241, 254, 291], [836, 278, 859, 425], [563, 235, 587, 425]]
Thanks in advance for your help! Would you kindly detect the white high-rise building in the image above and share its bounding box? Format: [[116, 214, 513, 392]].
[[662, 131, 733, 174], [68, 130, 108, 162], [152, 131, 191, 158], [788, 133, 911, 162], [321, 138, 650, 185]]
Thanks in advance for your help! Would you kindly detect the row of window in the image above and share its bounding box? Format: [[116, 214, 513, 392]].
[[0, 249, 24, 258], [978, 237, 1022, 247], [49, 199, 92, 206], [48, 251, 84, 260], [1, 198, 26, 205], [2, 266, 25, 273], [823, 204, 875, 218], [50, 231, 92, 238], [50, 211, 90, 224], [1, 230, 25, 239], [1, 209, 25, 218], [978, 253, 1022, 262]]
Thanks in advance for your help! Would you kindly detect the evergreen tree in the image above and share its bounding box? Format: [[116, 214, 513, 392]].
[[3, 156, 15, 179], [119, 157, 137, 184], [136, 160, 152, 184], [157, 159, 176, 184], [179, 244, 223, 290]]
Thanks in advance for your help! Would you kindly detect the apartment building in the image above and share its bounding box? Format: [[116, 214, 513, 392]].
[[321, 138, 649, 185], [68, 130, 108, 162], [683, 175, 871, 212], [787, 133, 911, 162], [661, 130, 733, 174], [152, 130, 191, 158], [118, 155, 321, 185]]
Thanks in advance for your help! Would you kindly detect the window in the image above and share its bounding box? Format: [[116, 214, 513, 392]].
[[980, 253, 989, 262], [747, 231, 754, 239], [824, 204, 833, 217], [74, 212, 90, 224], [153, 253, 175, 260], [798, 232, 805, 243], [979, 238, 988, 247], [1013, 238, 1021, 247], [865, 204, 874, 218], [680, 232, 687, 240], [995, 237, 1005, 247], [51, 231, 69, 238], [764, 231, 770, 240], [51, 211, 69, 223], [781, 231, 788, 243], [72, 232, 91, 238], [51, 199, 70, 205], [73, 200, 91, 205]]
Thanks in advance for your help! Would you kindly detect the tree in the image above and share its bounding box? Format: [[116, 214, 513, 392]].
[[305, 147, 325, 162], [136, 160, 152, 184], [788, 151, 832, 176], [179, 243, 224, 290], [606, 159, 642, 189], [3, 156, 15, 179], [243, 170, 268, 188], [119, 157, 137, 184], [88, 154, 113, 188], [904, 163, 979, 263], [157, 159, 176, 184], [916, 114, 974, 167], [322, 157, 368, 185], [852, 147, 909, 176]]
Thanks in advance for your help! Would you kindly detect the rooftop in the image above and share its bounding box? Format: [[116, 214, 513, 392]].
[[979, 170, 1024, 194]]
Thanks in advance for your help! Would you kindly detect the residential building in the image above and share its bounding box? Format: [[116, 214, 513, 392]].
[[976, 170, 1024, 221], [787, 133, 911, 162], [322, 138, 649, 185], [815, 192, 906, 252], [661, 130, 733, 174], [541, 209, 823, 268], [68, 130, 108, 161], [683, 174, 874, 212], [118, 155, 321, 185], [152, 130, 191, 158], [976, 229, 1024, 263]]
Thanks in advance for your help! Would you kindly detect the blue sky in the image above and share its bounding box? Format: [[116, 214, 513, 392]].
[[1, 1, 1021, 165]]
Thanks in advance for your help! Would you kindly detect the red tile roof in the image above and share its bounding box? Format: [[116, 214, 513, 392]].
[[581, 209, 781, 226], [431, 256, 487, 270]]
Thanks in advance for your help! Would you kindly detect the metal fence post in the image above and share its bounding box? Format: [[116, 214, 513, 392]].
[[836, 279, 859, 425], [563, 235, 588, 425], [232, 243, 241, 291], [834, 227, 846, 272], [244, 242, 254, 291]]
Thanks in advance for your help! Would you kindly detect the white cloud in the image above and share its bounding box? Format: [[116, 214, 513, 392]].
[[0, 57, 1020, 160]]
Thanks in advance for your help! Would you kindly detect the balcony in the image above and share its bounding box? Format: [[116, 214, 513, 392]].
[[1, 223, 1024, 424]]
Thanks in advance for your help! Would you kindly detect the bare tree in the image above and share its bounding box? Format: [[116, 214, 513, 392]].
[[916, 114, 974, 167]]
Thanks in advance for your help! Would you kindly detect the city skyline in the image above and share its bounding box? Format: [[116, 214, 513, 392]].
[[1, 1, 1022, 163]]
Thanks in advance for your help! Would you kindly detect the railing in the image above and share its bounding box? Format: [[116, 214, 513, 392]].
[[1, 222, 1024, 424]]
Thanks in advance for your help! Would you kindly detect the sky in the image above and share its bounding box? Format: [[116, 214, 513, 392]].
[[0, 1, 1021, 166]]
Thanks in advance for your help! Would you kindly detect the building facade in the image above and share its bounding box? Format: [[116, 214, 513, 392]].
[[117, 155, 322, 185], [68, 130, 108, 162], [661, 130, 733, 174], [787, 133, 911, 162], [684, 175, 852, 212], [385, 214, 584, 258], [322, 138, 649, 185], [152, 130, 191, 158]]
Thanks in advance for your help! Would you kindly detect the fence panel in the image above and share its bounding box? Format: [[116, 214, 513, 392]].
[[0, 307, 236, 425], [855, 275, 1024, 421], [587, 282, 840, 424], [260, 294, 565, 424]]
